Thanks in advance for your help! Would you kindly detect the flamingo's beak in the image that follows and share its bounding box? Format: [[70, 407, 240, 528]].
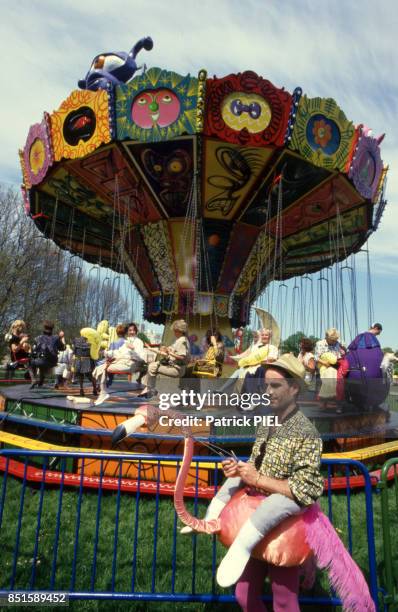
[[111, 413, 146, 446]]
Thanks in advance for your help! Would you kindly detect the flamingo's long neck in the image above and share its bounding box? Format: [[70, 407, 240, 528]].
[[174, 437, 220, 534]]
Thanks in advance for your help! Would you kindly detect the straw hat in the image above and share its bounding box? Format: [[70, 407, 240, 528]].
[[264, 353, 306, 388]]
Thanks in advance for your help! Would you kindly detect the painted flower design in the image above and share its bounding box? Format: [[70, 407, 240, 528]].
[[312, 119, 332, 148], [21, 113, 54, 187], [29, 138, 46, 175]]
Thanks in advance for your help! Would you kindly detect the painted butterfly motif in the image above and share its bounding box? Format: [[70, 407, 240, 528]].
[[206, 147, 257, 216]]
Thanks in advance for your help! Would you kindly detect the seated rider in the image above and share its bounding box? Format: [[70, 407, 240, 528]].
[[297, 337, 316, 385], [125, 322, 147, 384], [220, 328, 278, 394], [5, 320, 31, 378], [105, 323, 127, 388], [93, 333, 148, 405], [138, 319, 190, 398], [181, 354, 324, 606], [315, 328, 345, 407], [186, 329, 225, 377]]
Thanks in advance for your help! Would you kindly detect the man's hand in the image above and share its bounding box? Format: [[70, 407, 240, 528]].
[[221, 458, 239, 478], [237, 461, 259, 487]]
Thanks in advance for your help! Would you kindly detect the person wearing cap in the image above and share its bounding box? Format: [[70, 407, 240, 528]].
[[182, 354, 323, 602], [138, 319, 190, 398]]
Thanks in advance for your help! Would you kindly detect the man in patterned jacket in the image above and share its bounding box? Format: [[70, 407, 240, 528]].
[[200, 353, 324, 588]]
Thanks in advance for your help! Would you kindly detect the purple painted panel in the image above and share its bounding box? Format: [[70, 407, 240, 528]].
[[348, 127, 384, 200], [22, 112, 54, 187]]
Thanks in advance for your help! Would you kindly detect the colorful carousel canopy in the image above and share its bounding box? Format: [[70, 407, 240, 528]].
[[20, 47, 387, 328]]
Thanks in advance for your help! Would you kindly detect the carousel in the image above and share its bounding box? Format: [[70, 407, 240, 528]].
[[1, 35, 396, 498]]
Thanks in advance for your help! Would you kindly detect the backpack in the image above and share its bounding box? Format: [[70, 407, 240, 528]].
[[32, 335, 58, 366], [73, 337, 91, 358]]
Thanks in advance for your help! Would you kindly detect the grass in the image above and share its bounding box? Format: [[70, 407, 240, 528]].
[[0, 465, 397, 612]]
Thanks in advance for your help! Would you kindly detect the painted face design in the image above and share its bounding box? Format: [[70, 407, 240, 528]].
[[132, 88, 180, 129], [221, 92, 272, 133], [141, 148, 191, 215]]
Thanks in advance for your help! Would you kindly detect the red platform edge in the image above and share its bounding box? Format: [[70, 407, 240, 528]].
[[0, 456, 393, 497]]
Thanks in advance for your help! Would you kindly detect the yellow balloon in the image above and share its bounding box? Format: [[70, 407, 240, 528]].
[[97, 320, 109, 335], [80, 327, 101, 360], [97, 320, 111, 349], [108, 326, 117, 347]]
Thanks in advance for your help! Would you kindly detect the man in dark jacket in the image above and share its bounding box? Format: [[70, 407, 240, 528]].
[[30, 320, 65, 388]]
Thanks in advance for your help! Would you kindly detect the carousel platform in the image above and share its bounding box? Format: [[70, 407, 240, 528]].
[[0, 381, 397, 453], [0, 382, 397, 496]]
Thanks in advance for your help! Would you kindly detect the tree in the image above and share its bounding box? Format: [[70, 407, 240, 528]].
[[280, 332, 320, 356], [382, 347, 394, 354], [0, 185, 134, 359]]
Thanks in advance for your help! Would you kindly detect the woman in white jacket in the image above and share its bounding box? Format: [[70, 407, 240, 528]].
[[93, 328, 146, 405]]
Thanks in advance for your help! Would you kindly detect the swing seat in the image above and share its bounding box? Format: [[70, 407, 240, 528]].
[[192, 368, 218, 379], [108, 370, 133, 382], [191, 361, 220, 379], [14, 358, 30, 366]]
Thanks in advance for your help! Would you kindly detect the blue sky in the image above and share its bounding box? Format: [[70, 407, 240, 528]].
[[1, 0, 397, 346]]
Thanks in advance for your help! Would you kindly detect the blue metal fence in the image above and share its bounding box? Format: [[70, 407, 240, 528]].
[[0, 450, 379, 608]]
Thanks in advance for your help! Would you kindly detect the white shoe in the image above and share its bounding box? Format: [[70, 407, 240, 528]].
[[73, 396, 91, 404], [94, 393, 110, 406], [216, 519, 263, 587]]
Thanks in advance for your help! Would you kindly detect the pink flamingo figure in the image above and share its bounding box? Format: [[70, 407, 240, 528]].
[[112, 406, 375, 611]]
